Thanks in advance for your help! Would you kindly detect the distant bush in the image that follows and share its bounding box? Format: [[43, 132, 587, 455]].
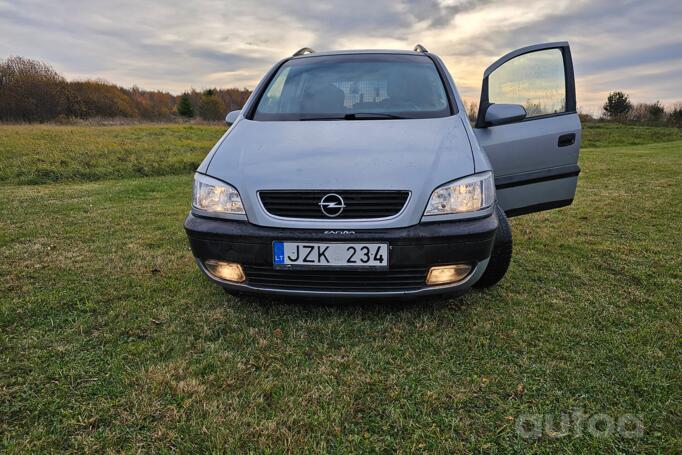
[[628, 101, 667, 126], [668, 104, 682, 128], [646, 101, 665, 122], [0, 56, 251, 122], [198, 89, 226, 121], [67, 80, 139, 118], [578, 112, 595, 122]]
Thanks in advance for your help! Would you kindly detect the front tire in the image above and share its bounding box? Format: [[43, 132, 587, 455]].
[[474, 205, 512, 289]]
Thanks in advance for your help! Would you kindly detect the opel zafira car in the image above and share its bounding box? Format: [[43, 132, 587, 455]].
[[184, 42, 581, 297]]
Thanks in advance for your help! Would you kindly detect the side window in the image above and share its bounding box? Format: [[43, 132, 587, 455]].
[[258, 67, 291, 113], [488, 49, 566, 118]]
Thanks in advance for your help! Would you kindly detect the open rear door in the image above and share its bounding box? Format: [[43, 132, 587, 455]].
[[473, 42, 581, 217]]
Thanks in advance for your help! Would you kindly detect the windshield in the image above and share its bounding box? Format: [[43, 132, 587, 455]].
[[253, 54, 451, 121]]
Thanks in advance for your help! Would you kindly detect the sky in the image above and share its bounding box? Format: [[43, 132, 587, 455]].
[[1, 0, 681, 115]]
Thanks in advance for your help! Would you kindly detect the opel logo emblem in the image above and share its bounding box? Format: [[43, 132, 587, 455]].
[[319, 193, 346, 217]]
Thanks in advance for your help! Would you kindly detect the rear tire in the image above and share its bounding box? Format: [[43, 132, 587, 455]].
[[474, 205, 512, 289]]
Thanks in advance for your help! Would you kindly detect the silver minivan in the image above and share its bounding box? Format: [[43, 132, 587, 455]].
[[185, 42, 581, 298]]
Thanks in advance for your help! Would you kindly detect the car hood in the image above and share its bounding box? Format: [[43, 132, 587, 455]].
[[206, 117, 475, 228]]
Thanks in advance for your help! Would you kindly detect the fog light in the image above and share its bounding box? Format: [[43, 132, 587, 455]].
[[203, 259, 245, 283], [426, 264, 472, 285]]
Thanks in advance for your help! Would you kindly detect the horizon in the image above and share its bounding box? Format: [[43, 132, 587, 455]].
[[2, 0, 681, 116]]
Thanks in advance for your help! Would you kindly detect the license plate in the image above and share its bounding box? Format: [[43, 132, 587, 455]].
[[273, 241, 389, 269]]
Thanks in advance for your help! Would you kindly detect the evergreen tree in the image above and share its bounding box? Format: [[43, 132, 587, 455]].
[[603, 92, 632, 121], [176, 93, 195, 118]]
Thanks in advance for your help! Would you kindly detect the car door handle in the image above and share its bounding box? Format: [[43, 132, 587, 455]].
[[558, 133, 576, 147]]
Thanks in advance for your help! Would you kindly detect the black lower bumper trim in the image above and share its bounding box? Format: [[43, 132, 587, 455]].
[[243, 265, 428, 292], [184, 213, 498, 295]]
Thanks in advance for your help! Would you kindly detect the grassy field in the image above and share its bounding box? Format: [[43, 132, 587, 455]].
[[0, 124, 225, 185], [1, 123, 681, 452]]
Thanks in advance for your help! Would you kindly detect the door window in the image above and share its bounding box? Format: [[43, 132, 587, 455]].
[[488, 49, 566, 118]]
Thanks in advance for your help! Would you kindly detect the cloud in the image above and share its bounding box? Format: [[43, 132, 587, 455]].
[[1, 0, 680, 112]]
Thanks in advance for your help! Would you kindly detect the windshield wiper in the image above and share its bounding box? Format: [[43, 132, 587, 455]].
[[300, 113, 409, 121], [299, 115, 347, 121], [346, 112, 408, 120]]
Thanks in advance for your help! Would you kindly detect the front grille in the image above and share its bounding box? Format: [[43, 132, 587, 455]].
[[244, 265, 427, 292], [259, 190, 409, 220]]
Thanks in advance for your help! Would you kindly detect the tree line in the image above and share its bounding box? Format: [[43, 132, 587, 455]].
[[601, 91, 682, 126], [463, 92, 682, 127], [0, 56, 251, 122]]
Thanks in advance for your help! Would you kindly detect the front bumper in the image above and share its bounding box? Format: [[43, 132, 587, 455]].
[[184, 212, 498, 298]]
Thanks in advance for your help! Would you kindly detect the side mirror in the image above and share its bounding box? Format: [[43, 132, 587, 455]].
[[483, 103, 527, 126], [225, 110, 241, 126]]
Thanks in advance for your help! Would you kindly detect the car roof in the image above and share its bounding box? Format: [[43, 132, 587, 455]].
[[290, 49, 429, 60]]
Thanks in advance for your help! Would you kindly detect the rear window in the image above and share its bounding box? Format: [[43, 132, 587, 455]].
[[253, 54, 451, 121]]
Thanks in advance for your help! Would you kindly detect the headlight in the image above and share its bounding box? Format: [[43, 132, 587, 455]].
[[192, 173, 245, 215], [424, 171, 494, 215]]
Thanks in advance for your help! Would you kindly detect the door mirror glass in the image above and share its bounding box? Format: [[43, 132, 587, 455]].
[[484, 103, 527, 126], [488, 48, 566, 118], [225, 110, 241, 126]]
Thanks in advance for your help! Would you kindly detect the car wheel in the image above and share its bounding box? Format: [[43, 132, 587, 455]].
[[474, 205, 512, 288]]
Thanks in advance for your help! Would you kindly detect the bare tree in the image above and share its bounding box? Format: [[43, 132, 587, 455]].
[[0, 56, 66, 121]]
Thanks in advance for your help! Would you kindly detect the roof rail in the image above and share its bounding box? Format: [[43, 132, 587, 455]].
[[292, 47, 315, 57], [413, 44, 429, 53]]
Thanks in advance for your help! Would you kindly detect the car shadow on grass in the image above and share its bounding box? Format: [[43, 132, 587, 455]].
[[221, 287, 484, 318]]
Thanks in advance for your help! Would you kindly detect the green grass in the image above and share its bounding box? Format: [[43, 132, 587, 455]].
[[0, 124, 225, 185], [580, 122, 682, 148], [1, 124, 681, 452]]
